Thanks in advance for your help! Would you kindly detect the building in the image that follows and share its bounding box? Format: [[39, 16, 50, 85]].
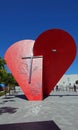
[[57, 74, 78, 91]]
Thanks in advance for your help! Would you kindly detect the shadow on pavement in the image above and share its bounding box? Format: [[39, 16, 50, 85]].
[[2, 96, 14, 99], [49, 94, 78, 97], [0, 99, 15, 105], [0, 107, 18, 115], [43, 93, 78, 99], [15, 94, 28, 100], [3, 100, 15, 102], [0, 120, 61, 130]]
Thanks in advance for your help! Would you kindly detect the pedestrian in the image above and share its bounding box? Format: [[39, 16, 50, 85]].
[[74, 84, 76, 92], [56, 85, 58, 91]]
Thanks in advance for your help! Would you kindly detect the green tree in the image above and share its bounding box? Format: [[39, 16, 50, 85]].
[[0, 57, 18, 95], [75, 80, 78, 84], [3, 73, 18, 95], [0, 57, 6, 69], [0, 57, 7, 83]]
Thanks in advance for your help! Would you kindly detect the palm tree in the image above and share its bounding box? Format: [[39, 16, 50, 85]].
[[0, 57, 6, 69], [0, 57, 18, 95], [0, 57, 6, 83]]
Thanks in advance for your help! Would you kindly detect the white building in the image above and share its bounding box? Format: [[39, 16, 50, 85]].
[[57, 74, 78, 90]]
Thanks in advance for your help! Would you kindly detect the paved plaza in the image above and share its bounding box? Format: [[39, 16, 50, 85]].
[[0, 87, 78, 130]]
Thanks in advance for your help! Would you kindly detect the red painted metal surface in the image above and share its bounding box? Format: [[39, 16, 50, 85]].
[[33, 29, 76, 97], [4, 29, 76, 100], [4, 40, 43, 100]]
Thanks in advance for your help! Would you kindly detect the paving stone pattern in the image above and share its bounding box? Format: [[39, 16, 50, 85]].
[[0, 87, 78, 130]]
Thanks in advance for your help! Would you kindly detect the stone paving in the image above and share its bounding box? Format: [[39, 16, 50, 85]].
[[0, 87, 78, 130]]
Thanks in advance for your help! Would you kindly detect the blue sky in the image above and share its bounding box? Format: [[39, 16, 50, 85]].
[[0, 0, 78, 74]]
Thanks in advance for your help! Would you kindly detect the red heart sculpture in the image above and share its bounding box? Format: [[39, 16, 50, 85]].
[[4, 40, 43, 100], [33, 29, 76, 97], [4, 29, 76, 100]]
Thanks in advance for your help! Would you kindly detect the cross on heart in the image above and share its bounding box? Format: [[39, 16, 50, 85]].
[[4, 29, 76, 100]]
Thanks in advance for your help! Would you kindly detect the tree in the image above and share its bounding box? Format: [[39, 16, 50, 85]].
[[3, 73, 18, 95], [0, 57, 6, 69], [0, 57, 7, 83], [0, 57, 18, 95], [75, 80, 78, 84]]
